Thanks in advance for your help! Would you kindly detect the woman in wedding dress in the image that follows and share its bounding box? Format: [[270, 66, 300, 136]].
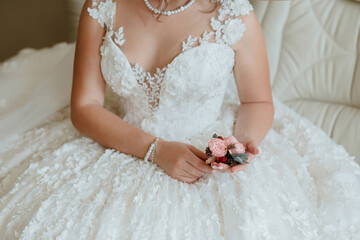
[[0, 0, 360, 239]]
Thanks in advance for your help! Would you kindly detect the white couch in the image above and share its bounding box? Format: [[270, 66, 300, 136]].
[[249, 0, 360, 162], [63, 0, 360, 163]]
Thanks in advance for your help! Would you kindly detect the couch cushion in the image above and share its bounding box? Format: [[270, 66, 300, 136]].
[[251, 0, 360, 162]]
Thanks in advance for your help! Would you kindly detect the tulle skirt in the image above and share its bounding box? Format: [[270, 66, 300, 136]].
[[0, 43, 359, 240]]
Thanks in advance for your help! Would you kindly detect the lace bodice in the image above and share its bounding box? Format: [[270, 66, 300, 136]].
[[87, 0, 253, 141]]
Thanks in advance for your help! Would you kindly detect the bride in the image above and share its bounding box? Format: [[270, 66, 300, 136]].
[[0, 0, 359, 239], [72, 0, 271, 182]]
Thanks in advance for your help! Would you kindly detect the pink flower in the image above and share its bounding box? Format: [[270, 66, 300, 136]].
[[229, 142, 246, 154], [224, 135, 238, 145], [208, 138, 228, 157], [224, 135, 246, 154]]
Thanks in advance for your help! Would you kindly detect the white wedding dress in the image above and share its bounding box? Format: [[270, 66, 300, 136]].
[[1, 0, 360, 239]]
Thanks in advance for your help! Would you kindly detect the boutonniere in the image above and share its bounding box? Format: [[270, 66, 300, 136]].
[[205, 133, 249, 167]]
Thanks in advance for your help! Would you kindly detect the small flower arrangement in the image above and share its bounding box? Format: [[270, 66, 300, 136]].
[[205, 133, 249, 167]]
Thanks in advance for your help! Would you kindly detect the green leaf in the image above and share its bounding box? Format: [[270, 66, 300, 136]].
[[212, 133, 219, 138], [205, 147, 212, 156], [227, 158, 239, 167], [231, 153, 249, 164], [225, 151, 232, 159]]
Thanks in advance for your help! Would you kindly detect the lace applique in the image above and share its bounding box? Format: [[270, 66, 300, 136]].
[[113, 27, 125, 46], [182, 32, 215, 52], [131, 64, 167, 112], [87, 0, 116, 32], [210, 0, 253, 45], [211, 17, 246, 45], [217, 0, 253, 19], [181, 0, 253, 50], [182, 35, 199, 52], [199, 31, 215, 44]]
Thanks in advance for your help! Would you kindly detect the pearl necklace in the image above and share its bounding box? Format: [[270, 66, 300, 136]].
[[144, 0, 196, 16]]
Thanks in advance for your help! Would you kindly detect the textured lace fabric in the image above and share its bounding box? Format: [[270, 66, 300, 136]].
[[88, 0, 252, 129], [89, 0, 253, 141], [0, 0, 360, 239]]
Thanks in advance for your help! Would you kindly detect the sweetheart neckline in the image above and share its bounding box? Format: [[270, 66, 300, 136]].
[[103, 33, 235, 114], [106, 32, 233, 77]]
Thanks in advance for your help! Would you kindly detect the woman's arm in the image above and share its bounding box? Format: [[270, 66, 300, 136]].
[[71, 0, 155, 160], [214, 11, 274, 173], [232, 11, 274, 148]]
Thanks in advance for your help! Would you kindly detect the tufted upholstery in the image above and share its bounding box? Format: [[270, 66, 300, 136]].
[[65, 0, 360, 162], [250, 0, 360, 162]]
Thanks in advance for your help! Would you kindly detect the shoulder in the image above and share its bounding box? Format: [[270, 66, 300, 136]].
[[217, 0, 260, 51], [76, 0, 114, 49], [211, 0, 255, 46], [231, 10, 263, 52]]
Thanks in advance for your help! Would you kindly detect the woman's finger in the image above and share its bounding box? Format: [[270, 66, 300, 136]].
[[211, 162, 231, 173], [246, 141, 259, 155], [247, 153, 255, 163], [187, 154, 213, 174], [186, 144, 208, 160], [230, 151, 257, 173], [179, 175, 199, 183], [183, 161, 205, 177]]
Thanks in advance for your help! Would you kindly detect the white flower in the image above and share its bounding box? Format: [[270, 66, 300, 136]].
[[166, 81, 182, 96], [87, 8, 104, 27], [210, 18, 222, 31], [230, 0, 253, 16], [121, 77, 136, 93], [87, 0, 116, 28], [112, 62, 137, 96], [222, 18, 245, 45]]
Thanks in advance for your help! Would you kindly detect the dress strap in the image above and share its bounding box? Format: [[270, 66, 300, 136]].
[[87, 0, 116, 32], [181, 0, 254, 52], [211, 0, 254, 45]]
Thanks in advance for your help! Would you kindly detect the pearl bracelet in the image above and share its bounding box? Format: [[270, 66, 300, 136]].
[[144, 137, 159, 163], [151, 138, 159, 163]]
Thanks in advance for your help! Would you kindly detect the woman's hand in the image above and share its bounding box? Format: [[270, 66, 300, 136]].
[[211, 139, 259, 174], [153, 139, 214, 183]]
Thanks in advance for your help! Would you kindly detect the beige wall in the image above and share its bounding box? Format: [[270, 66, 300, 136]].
[[0, 0, 71, 62]]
